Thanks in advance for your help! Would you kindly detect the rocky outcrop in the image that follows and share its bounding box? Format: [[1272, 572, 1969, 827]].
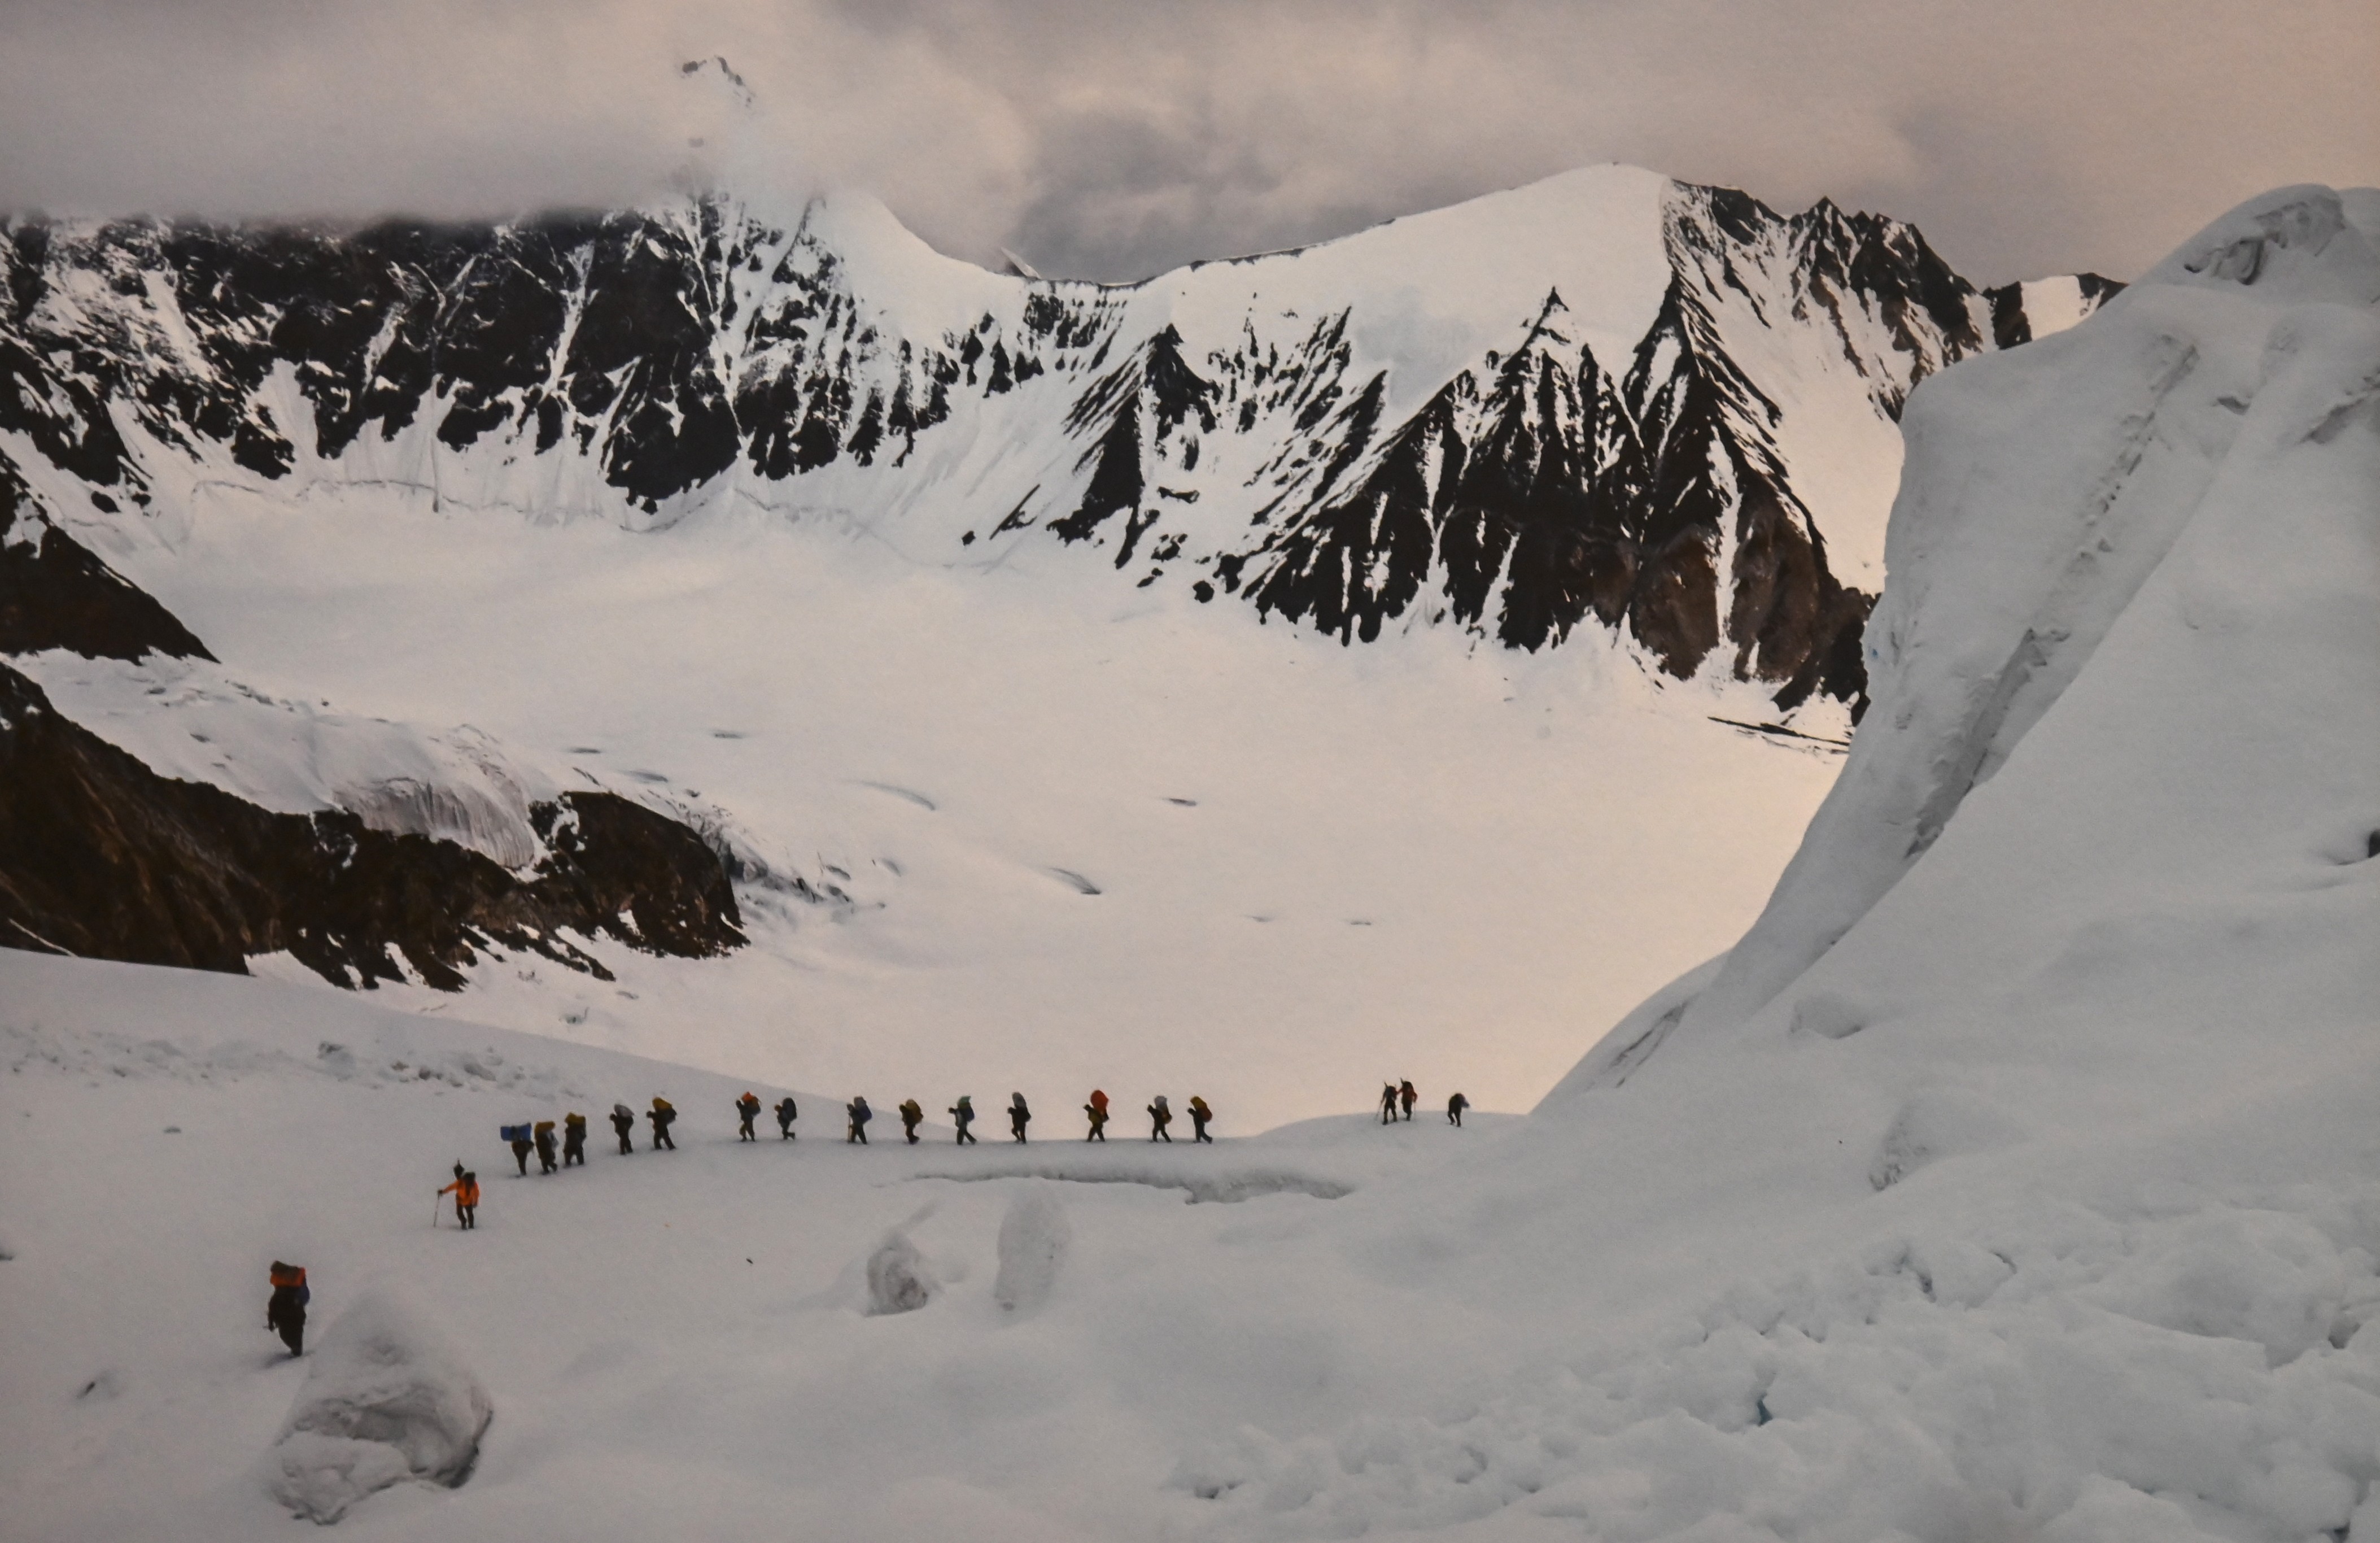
[[0, 459, 212, 661], [0, 662, 743, 986]]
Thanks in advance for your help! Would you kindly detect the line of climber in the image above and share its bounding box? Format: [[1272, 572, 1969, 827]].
[[442, 1080, 1468, 1228]]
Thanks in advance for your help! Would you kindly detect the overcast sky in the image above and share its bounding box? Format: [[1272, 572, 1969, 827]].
[[1, 0, 2372, 286]]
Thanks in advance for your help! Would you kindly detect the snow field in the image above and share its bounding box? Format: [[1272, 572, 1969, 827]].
[[62, 464, 1842, 1132], [0, 949, 1517, 1540]]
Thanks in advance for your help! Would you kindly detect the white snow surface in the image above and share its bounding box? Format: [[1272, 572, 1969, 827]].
[[50, 456, 1845, 1132], [6, 184, 2378, 1540]]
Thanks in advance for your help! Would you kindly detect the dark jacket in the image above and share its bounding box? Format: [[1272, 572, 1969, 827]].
[[268, 1283, 309, 1326]]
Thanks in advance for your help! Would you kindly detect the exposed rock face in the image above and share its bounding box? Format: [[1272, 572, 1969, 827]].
[[0, 662, 743, 986], [0, 170, 2118, 713], [0, 464, 210, 661]]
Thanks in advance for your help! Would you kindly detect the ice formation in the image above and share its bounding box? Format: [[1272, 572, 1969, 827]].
[[261, 1289, 494, 1523]]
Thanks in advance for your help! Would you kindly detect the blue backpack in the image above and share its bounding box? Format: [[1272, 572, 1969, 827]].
[[500, 1124, 532, 1143]]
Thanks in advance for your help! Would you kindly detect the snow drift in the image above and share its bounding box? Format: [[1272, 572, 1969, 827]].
[[992, 1184, 1072, 1315], [261, 1289, 493, 1523]]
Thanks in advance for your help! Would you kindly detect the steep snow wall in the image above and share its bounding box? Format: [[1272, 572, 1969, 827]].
[[1599, 182, 2380, 1063]]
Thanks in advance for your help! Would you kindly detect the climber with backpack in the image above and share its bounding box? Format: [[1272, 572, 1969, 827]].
[[266, 1262, 310, 1356], [736, 1092, 762, 1142], [562, 1112, 587, 1166], [775, 1096, 799, 1140], [1085, 1088, 1110, 1141], [1187, 1095, 1215, 1143], [1446, 1092, 1469, 1127], [649, 1097, 678, 1151], [610, 1104, 636, 1155], [846, 1095, 873, 1144], [898, 1099, 924, 1144], [533, 1119, 559, 1174], [1399, 1080, 1418, 1122], [949, 1095, 978, 1144], [1009, 1092, 1032, 1143], [506, 1124, 534, 1175], [1378, 1083, 1399, 1125], [1148, 1095, 1173, 1142]]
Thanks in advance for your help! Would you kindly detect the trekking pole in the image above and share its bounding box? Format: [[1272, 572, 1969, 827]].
[[432, 1195, 441, 1228]]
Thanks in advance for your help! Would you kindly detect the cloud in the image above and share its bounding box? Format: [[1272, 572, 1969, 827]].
[[0, 0, 2372, 285]]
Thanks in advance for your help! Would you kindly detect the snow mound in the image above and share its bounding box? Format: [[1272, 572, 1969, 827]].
[[864, 1221, 940, 1317], [992, 1184, 1072, 1315], [261, 1288, 494, 1523]]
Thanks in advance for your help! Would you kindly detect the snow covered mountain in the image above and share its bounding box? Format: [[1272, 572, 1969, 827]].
[[0, 167, 2116, 1118], [2, 165, 2111, 700]]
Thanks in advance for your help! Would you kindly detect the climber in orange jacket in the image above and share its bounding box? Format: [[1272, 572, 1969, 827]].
[[438, 1171, 481, 1230]]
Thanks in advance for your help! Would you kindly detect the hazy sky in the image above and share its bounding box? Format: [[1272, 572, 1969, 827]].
[[1, 0, 2372, 286]]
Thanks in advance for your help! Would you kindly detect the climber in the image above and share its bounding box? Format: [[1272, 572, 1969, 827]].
[[899, 1099, 924, 1144], [610, 1104, 636, 1155], [847, 1095, 873, 1144], [649, 1097, 677, 1151], [508, 1124, 534, 1175], [1187, 1095, 1214, 1143], [265, 1262, 309, 1356], [562, 1112, 587, 1166], [1009, 1092, 1032, 1143], [1446, 1092, 1468, 1127], [532, 1119, 558, 1174], [775, 1096, 799, 1140], [1379, 1083, 1399, 1125], [1085, 1088, 1110, 1141], [438, 1170, 480, 1230], [736, 1092, 762, 1142], [949, 1095, 978, 1144], [1148, 1095, 1173, 1143], [1399, 1080, 1417, 1121]]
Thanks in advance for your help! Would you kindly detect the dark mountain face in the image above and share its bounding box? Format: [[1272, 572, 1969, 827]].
[[0, 463, 211, 661], [0, 661, 745, 988], [0, 175, 2117, 719]]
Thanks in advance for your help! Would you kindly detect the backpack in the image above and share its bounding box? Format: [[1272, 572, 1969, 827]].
[[500, 1124, 531, 1143], [269, 1262, 307, 1289]]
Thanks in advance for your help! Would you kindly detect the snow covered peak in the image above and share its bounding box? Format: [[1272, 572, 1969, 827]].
[[0, 165, 2122, 713]]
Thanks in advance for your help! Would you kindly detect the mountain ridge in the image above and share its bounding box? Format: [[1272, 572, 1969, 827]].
[[2, 165, 2117, 715]]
